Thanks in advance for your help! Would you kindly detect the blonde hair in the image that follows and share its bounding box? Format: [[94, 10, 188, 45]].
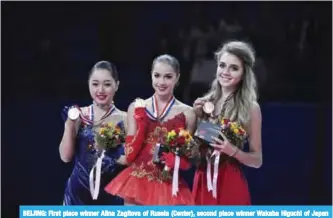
[[202, 41, 258, 129]]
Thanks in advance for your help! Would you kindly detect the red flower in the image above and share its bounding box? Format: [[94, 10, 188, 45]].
[[176, 136, 186, 145], [222, 119, 230, 125], [169, 139, 177, 147], [239, 128, 244, 135]]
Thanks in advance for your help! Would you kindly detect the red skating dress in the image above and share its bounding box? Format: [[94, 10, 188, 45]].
[[193, 92, 251, 205], [105, 112, 194, 205], [192, 149, 251, 205]]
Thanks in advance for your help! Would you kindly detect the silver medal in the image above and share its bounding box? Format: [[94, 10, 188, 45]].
[[68, 107, 80, 120]]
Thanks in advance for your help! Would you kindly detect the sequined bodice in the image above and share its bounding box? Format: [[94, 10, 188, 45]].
[[130, 113, 186, 182]]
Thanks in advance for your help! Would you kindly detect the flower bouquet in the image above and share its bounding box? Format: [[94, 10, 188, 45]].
[[220, 118, 247, 147], [195, 118, 247, 167], [153, 128, 195, 180], [94, 121, 125, 151]]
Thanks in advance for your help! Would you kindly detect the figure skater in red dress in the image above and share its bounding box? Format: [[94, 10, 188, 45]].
[[192, 41, 263, 205], [105, 54, 197, 205]]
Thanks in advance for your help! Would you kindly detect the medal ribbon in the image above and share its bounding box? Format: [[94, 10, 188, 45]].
[[145, 95, 175, 121], [172, 155, 180, 196], [206, 151, 220, 199], [89, 150, 105, 200], [79, 104, 116, 125], [79, 105, 93, 125]]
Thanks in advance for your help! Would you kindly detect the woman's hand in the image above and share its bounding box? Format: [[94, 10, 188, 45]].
[[160, 152, 191, 170], [193, 98, 205, 117], [133, 98, 148, 123], [65, 118, 77, 129], [210, 132, 238, 157], [160, 152, 175, 169], [116, 155, 128, 165], [60, 106, 82, 163]]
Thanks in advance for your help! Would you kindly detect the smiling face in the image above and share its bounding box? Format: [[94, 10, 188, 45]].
[[216, 52, 244, 89], [151, 61, 179, 98], [89, 69, 119, 105]]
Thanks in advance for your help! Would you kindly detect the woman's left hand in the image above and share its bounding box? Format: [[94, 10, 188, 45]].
[[210, 132, 238, 157]]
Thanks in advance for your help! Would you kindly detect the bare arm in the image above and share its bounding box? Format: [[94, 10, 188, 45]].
[[122, 112, 128, 135], [184, 107, 198, 135], [233, 102, 263, 168], [126, 102, 137, 136], [116, 108, 132, 165], [59, 118, 80, 163]]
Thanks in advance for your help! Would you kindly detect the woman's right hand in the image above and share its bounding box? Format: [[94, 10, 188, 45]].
[[62, 105, 80, 130], [193, 98, 205, 117], [124, 99, 148, 164], [65, 118, 76, 128], [133, 98, 148, 123], [60, 107, 80, 163]]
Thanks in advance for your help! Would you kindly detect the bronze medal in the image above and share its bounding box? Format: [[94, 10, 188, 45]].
[[203, 101, 214, 114]]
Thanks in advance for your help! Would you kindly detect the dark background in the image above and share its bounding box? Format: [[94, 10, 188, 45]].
[[2, 1, 332, 217]]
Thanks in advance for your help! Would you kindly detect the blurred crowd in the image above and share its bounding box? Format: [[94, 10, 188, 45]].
[[151, 3, 331, 103]]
